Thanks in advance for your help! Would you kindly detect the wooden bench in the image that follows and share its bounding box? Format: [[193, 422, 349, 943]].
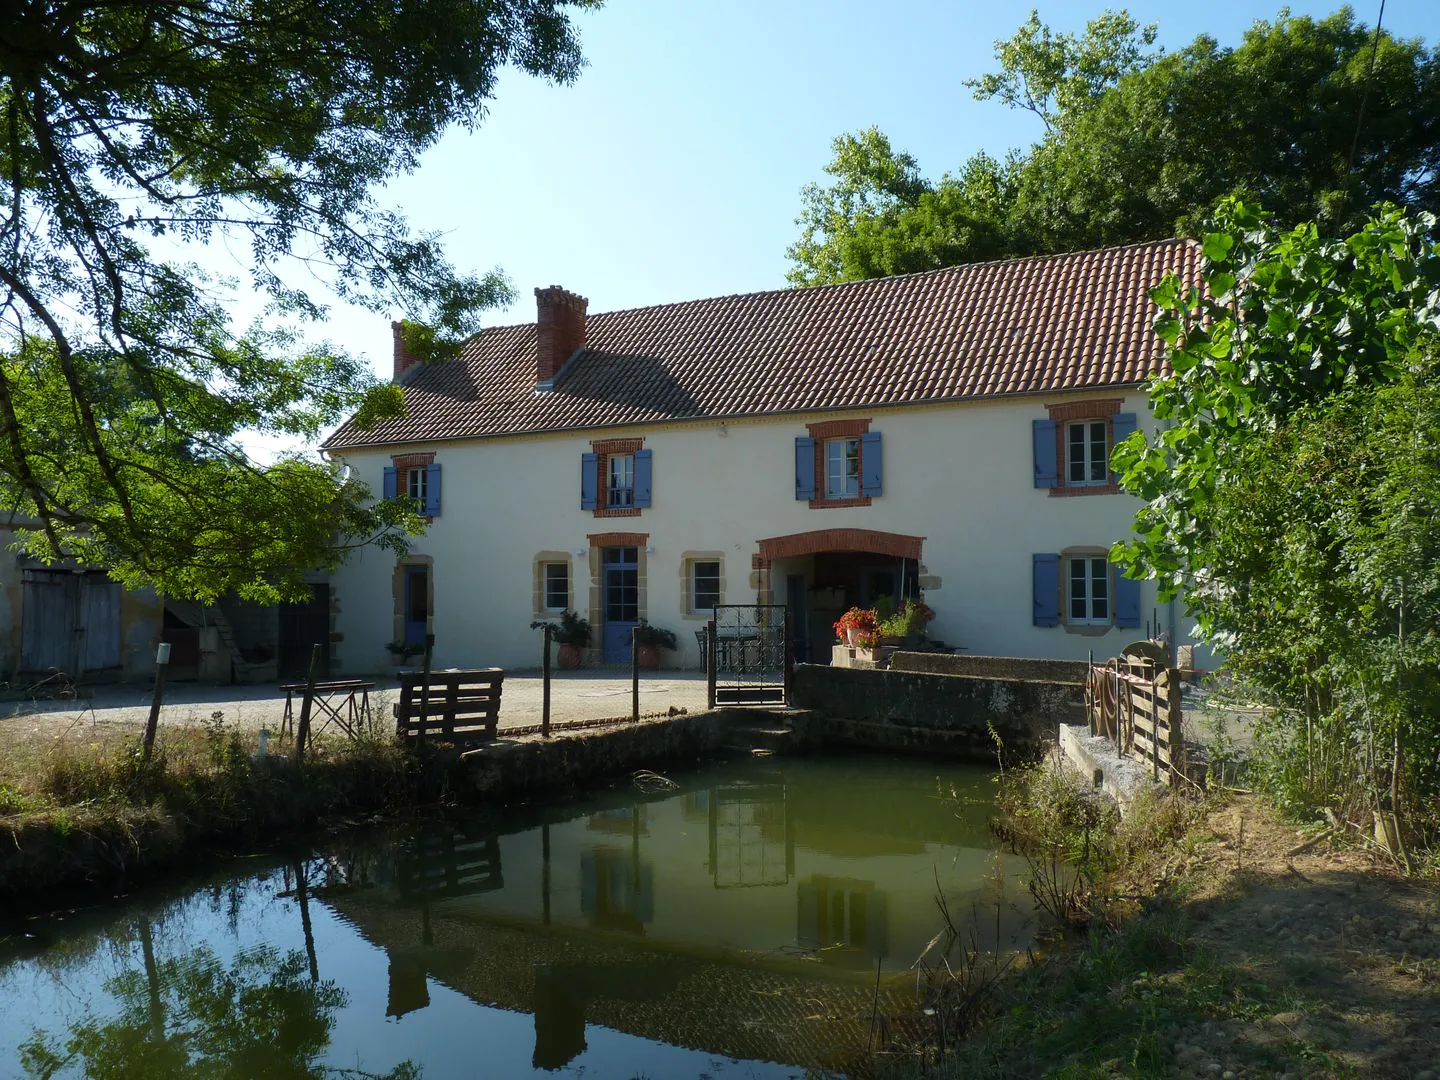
[[394, 668, 504, 744]]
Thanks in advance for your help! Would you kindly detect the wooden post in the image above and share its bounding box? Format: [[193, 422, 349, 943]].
[[416, 633, 434, 747], [631, 626, 640, 724], [140, 642, 170, 765], [295, 859, 319, 982], [706, 619, 717, 710], [292, 643, 322, 765], [541, 624, 552, 738], [782, 607, 794, 706], [541, 822, 552, 926]]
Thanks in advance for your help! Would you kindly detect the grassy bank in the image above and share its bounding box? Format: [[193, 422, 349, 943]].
[[0, 715, 428, 903], [895, 762, 1440, 1079]]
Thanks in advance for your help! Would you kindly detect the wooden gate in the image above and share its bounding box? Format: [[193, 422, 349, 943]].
[[1085, 643, 1186, 784], [20, 569, 121, 676]]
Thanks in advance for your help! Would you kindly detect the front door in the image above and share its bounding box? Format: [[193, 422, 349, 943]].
[[279, 583, 332, 679], [601, 546, 638, 663], [403, 566, 429, 649], [786, 574, 808, 665]]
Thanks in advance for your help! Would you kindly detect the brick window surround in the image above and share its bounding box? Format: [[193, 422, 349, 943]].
[[806, 418, 871, 509], [1045, 399, 1122, 498], [390, 451, 436, 519], [591, 437, 643, 518]]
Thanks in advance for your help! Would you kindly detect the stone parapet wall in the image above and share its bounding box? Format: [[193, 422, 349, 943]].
[[791, 664, 1082, 761], [888, 651, 1089, 685]]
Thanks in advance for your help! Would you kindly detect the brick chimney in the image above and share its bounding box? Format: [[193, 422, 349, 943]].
[[535, 286, 588, 387], [391, 320, 420, 381]]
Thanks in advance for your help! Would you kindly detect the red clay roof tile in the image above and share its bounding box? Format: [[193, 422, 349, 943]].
[[325, 238, 1199, 449]]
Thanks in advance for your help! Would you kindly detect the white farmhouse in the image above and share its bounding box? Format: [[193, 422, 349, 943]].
[[323, 239, 1202, 673]]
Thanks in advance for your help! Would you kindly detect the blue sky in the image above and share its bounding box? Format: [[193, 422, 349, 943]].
[[225, 0, 1429, 455]]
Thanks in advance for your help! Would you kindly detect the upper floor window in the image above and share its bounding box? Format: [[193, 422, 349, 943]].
[[795, 420, 882, 508], [582, 440, 651, 516], [1067, 421, 1109, 486], [825, 438, 861, 500], [383, 457, 441, 516], [1032, 402, 1136, 496], [608, 453, 635, 508]]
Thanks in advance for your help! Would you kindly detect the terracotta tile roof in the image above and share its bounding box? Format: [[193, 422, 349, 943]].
[[325, 239, 1200, 450]]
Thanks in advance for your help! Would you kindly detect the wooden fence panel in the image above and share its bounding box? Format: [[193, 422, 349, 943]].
[[1086, 656, 1185, 785], [395, 668, 504, 744]]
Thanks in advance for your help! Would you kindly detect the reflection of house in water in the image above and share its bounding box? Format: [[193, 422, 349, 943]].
[[322, 759, 1028, 1074]]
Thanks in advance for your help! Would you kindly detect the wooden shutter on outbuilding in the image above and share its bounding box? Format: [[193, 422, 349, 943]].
[[383, 466, 398, 500], [424, 463, 442, 516]]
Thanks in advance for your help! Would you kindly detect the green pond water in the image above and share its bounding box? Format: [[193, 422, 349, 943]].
[[0, 753, 1035, 1079]]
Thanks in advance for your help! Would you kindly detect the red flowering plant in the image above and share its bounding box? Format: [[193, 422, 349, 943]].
[[853, 628, 881, 650], [833, 606, 877, 642]]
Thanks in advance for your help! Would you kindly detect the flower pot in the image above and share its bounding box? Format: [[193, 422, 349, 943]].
[[637, 644, 662, 670], [846, 627, 860, 646], [557, 643, 583, 669]]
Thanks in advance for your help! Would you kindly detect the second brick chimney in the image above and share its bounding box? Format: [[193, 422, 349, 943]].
[[391, 320, 420, 381], [535, 286, 588, 388]]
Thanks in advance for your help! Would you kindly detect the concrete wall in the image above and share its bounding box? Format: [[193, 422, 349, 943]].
[[791, 663, 1082, 761], [330, 391, 1188, 674], [889, 651, 1089, 684]]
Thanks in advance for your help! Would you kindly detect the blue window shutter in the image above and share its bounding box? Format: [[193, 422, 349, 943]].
[[634, 448, 653, 508], [1115, 572, 1142, 629], [382, 466, 398, 501], [1033, 419, 1058, 488], [1033, 553, 1060, 626], [580, 453, 598, 510], [794, 437, 815, 500], [860, 431, 884, 496], [424, 463, 441, 516], [1111, 412, 1138, 482]]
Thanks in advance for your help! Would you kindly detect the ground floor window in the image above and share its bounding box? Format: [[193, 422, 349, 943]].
[[690, 560, 721, 613], [543, 563, 569, 610], [1068, 556, 1109, 624]]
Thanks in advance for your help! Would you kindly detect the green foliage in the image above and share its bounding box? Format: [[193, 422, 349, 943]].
[[787, 8, 1440, 285], [0, 0, 595, 601], [531, 608, 591, 647], [633, 620, 678, 650], [1114, 200, 1440, 828]]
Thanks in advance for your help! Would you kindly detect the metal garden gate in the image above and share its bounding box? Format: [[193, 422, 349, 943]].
[[705, 603, 791, 707]]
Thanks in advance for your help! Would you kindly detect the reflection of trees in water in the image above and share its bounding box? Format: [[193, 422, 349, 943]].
[[18, 927, 416, 1080]]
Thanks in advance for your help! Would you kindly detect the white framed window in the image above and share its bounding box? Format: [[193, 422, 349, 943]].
[[406, 466, 428, 504], [1067, 420, 1109, 486], [1068, 556, 1110, 624], [608, 453, 635, 507], [825, 438, 860, 499], [690, 560, 721, 613], [543, 563, 569, 611]]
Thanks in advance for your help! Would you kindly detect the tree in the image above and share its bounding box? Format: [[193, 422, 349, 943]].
[[0, 0, 596, 602], [1111, 200, 1440, 827], [787, 8, 1440, 285]]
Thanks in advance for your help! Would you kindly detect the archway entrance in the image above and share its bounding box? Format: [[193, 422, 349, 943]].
[[754, 529, 925, 664]]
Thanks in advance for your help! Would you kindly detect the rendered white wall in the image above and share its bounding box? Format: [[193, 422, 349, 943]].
[[330, 391, 1184, 673]]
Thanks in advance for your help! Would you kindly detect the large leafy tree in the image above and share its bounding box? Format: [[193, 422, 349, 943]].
[[788, 8, 1440, 285], [0, 0, 595, 601], [1112, 201, 1440, 827]]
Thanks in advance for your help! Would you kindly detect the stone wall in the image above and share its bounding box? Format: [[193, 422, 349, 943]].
[[888, 651, 1089, 685], [791, 664, 1082, 761], [455, 710, 736, 798]]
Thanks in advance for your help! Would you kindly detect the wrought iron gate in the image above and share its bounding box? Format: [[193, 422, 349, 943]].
[[705, 604, 791, 707]]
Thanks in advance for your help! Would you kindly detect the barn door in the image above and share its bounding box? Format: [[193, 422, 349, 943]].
[[20, 570, 78, 672], [79, 576, 122, 671]]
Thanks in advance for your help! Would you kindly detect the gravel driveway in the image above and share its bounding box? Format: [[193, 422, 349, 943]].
[[0, 671, 710, 741]]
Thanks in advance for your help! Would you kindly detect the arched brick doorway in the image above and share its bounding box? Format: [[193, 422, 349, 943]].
[[754, 529, 925, 663]]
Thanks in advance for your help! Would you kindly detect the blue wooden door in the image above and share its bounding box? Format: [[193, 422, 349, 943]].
[[403, 566, 429, 648], [601, 547, 638, 663]]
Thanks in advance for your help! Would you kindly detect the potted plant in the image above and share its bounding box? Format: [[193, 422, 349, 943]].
[[853, 628, 883, 662], [633, 620, 678, 670], [531, 609, 591, 669], [833, 606, 877, 646], [879, 598, 936, 647]]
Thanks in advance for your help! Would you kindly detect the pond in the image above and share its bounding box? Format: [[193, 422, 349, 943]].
[[0, 753, 1034, 1079]]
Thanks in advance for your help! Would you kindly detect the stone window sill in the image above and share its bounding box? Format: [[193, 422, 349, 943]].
[[1049, 483, 1121, 498], [808, 495, 873, 509]]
